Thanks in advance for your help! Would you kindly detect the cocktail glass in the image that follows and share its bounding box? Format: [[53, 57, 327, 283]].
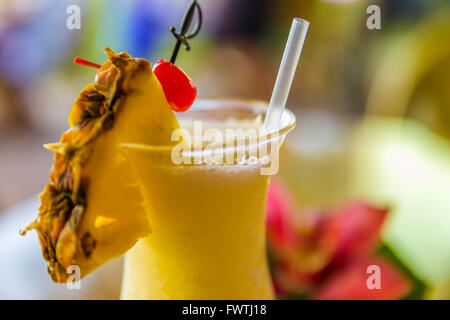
[[120, 98, 295, 299]]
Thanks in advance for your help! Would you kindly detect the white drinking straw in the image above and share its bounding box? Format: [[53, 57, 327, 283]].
[[263, 18, 309, 132]]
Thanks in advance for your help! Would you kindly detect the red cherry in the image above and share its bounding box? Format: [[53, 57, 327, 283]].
[[153, 60, 197, 112]]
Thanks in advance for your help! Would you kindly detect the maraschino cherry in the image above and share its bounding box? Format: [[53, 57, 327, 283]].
[[153, 60, 196, 112]]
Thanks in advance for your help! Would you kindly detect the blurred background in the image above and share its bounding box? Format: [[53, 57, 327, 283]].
[[0, 0, 449, 299]]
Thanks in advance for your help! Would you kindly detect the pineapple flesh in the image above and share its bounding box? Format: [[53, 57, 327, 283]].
[[21, 48, 180, 283]]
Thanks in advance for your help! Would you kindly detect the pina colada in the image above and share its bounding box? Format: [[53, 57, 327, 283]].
[[120, 100, 295, 299]]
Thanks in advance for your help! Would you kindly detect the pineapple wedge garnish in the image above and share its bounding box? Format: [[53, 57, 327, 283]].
[[21, 48, 180, 283]]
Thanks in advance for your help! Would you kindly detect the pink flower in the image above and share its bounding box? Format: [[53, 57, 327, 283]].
[[316, 256, 411, 300], [266, 178, 411, 300]]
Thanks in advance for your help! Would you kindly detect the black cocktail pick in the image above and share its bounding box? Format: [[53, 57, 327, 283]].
[[170, 0, 203, 64]]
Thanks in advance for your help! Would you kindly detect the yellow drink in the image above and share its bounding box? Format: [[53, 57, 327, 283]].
[[120, 99, 295, 299]]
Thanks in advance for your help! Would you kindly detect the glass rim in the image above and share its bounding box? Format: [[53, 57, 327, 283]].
[[121, 97, 296, 153]]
